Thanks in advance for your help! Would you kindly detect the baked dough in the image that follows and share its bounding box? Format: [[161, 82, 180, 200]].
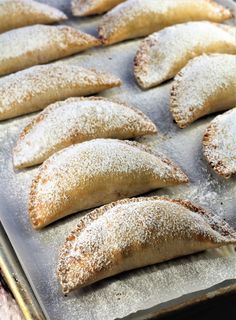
[[57, 196, 236, 293], [134, 22, 236, 89], [29, 139, 188, 229], [0, 24, 100, 76], [0, 64, 121, 121], [13, 97, 157, 168], [98, 0, 232, 45], [0, 0, 67, 33], [170, 54, 236, 128], [71, 0, 125, 16], [203, 108, 236, 179]]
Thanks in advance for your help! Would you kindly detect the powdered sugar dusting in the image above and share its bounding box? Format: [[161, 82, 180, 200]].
[[203, 108, 236, 178], [0, 25, 84, 59], [134, 22, 236, 88], [58, 197, 236, 292], [29, 139, 187, 227], [171, 54, 236, 128], [99, 0, 232, 44], [71, 200, 233, 254], [0, 63, 121, 120], [0, 24, 99, 75], [36, 140, 187, 197], [0, 0, 67, 33], [71, 0, 125, 16], [14, 97, 156, 168]]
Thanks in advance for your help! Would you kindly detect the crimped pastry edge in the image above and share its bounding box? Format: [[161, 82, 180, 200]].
[[133, 35, 160, 89], [170, 67, 190, 129], [170, 54, 210, 129], [203, 110, 236, 179]]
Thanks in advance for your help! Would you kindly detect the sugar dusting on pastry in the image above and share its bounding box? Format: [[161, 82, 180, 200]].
[[203, 108, 236, 178], [134, 22, 236, 88], [29, 139, 188, 228], [0, 63, 121, 120], [170, 54, 236, 128], [0, 0, 67, 34], [30, 139, 188, 203], [0, 0, 67, 24], [0, 24, 98, 60], [0, 24, 100, 76], [13, 97, 157, 168], [99, 0, 232, 44], [68, 200, 233, 256], [71, 0, 125, 16], [57, 197, 236, 293]]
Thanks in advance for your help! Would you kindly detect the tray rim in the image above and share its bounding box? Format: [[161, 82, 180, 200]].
[[0, 222, 45, 320]]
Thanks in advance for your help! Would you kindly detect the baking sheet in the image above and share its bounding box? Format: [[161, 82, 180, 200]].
[[0, 0, 236, 319]]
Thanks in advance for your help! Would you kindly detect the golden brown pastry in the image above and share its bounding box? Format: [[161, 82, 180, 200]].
[[203, 108, 236, 179], [57, 196, 236, 293], [13, 97, 157, 168], [98, 0, 232, 45], [0, 24, 100, 76], [71, 0, 125, 16], [170, 54, 236, 128], [0, 64, 121, 121], [29, 139, 188, 229], [134, 22, 236, 89], [0, 0, 67, 33]]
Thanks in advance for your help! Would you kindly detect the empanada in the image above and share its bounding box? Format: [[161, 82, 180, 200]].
[[203, 108, 236, 179], [29, 139, 188, 229], [134, 22, 236, 89], [0, 24, 100, 76], [14, 97, 157, 169], [98, 0, 232, 45], [57, 197, 236, 293], [170, 54, 236, 128], [0, 64, 121, 121], [72, 0, 125, 16], [0, 0, 67, 33]]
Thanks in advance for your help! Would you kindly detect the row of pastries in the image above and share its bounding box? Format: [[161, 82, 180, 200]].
[[0, 0, 236, 294], [1, 0, 232, 33]]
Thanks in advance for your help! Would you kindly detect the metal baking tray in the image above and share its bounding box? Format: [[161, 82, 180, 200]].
[[0, 223, 44, 320], [0, 0, 236, 319]]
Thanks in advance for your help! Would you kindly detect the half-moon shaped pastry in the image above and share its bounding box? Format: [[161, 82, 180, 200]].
[[0, 64, 121, 121], [0, 0, 67, 33], [57, 196, 236, 293], [13, 97, 157, 169], [0, 24, 100, 76], [29, 139, 188, 229], [71, 0, 125, 16], [203, 108, 236, 179], [98, 0, 232, 45], [170, 54, 236, 128], [134, 22, 236, 89]]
